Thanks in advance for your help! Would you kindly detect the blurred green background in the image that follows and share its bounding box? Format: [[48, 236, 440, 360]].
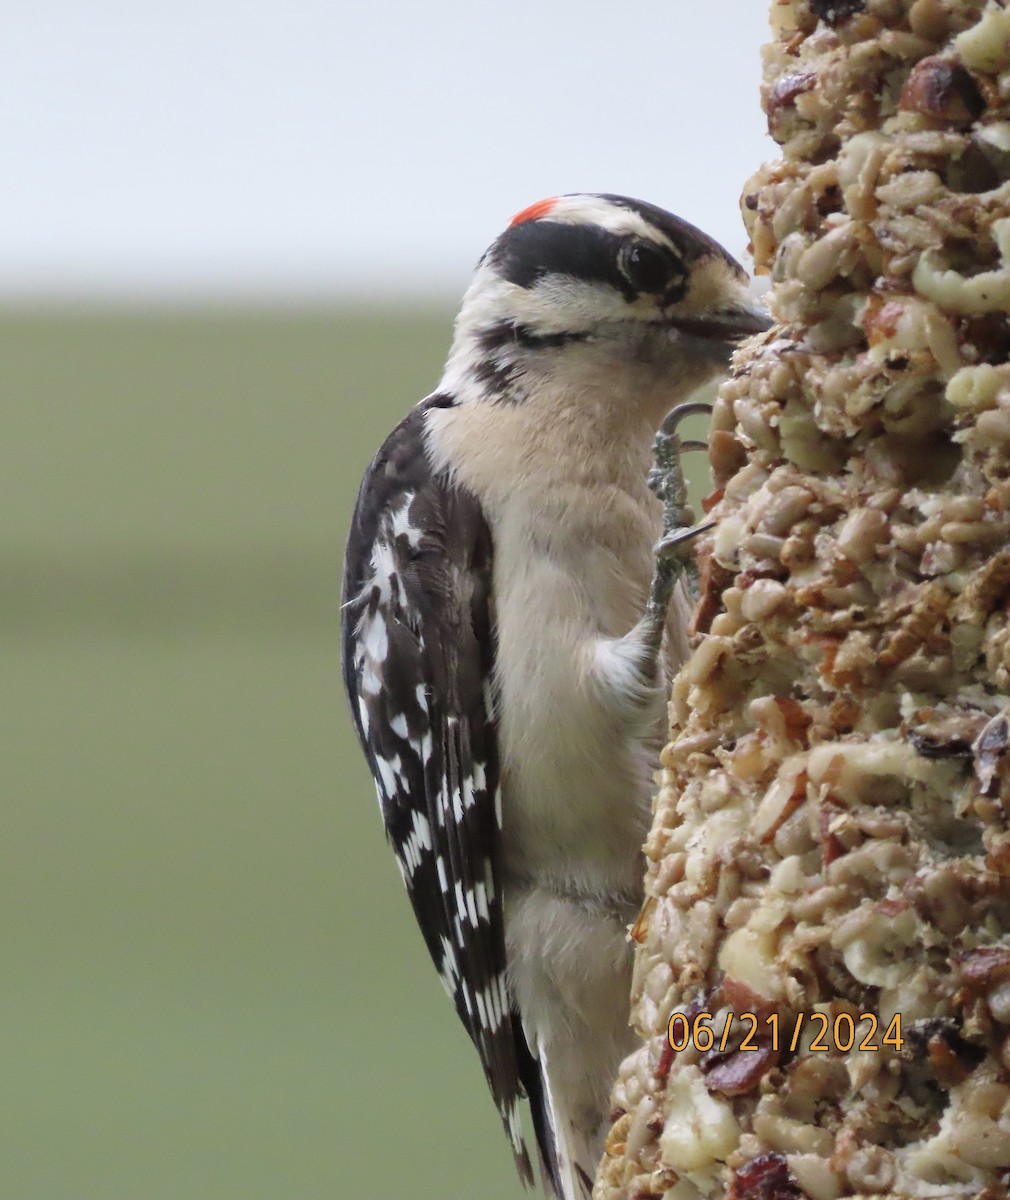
[[4, 309, 712, 1200], [2, 308, 531, 1200]]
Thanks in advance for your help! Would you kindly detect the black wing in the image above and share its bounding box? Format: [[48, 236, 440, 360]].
[[341, 394, 557, 1189]]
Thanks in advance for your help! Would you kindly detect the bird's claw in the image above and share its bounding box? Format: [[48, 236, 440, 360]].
[[646, 401, 715, 614], [648, 401, 713, 518], [655, 519, 716, 564]]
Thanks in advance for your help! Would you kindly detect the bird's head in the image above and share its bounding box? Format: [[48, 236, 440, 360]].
[[441, 193, 770, 415]]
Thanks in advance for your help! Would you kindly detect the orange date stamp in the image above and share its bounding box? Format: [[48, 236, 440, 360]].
[[667, 1010, 904, 1054]]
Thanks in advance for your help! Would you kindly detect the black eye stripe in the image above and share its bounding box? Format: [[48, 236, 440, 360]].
[[489, 221, 636, 298], [487, 196, 738, 303], [489, 221, 695, 305]]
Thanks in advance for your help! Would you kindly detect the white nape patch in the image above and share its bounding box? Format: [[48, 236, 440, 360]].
[[389, 712, 409, 739], [388, 494, 422, 548]]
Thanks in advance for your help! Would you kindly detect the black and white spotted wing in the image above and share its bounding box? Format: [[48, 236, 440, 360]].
[[341, 394, 557, 1191]]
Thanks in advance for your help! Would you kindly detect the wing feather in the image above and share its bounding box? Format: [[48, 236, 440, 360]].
[[341, 394, 543, 1186]]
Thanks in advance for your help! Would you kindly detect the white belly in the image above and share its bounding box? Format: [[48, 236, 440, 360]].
[[493, 543, 667, 899]]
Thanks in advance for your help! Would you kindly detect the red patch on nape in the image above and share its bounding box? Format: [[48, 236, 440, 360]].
[[509, 197, 559, 227]]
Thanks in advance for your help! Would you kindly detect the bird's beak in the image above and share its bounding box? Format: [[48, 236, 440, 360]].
[[666, 302, 772, 344]]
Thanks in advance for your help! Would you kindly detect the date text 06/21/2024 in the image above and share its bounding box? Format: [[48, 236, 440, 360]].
[[667, 1011, 905, 1055]]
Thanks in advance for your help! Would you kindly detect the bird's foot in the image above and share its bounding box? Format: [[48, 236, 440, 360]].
[[645, 401, 714, 619]]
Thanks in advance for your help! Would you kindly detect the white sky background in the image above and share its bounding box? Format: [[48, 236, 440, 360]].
[[3, 1, 776, 303]]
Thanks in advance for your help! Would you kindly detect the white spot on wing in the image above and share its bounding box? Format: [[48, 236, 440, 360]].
[[389, 494, 422, 548], [363, 611, 388, 662], [480, 981, 501, 1029], [438, 935, 459, 1000], [506, 1102, 523, 1151], [412, 810, 432, 852], [474, 879, 489, 922], [375, 754, 401, 797], [360, 655, 382, 697], [369, 538, 398, 603]]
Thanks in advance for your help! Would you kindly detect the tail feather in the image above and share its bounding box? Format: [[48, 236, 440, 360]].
[[533, 1038, 599, 1200], [512, 1015, 563, 1196]]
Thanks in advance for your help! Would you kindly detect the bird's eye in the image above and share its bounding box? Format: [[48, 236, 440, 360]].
[[619, 241, 677, 294]]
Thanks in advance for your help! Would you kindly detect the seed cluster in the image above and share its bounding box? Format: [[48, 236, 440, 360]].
[[596, 2, 1010, 1197]]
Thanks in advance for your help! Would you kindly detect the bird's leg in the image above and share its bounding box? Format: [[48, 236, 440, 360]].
[[640, 401, 715, 659], [589, 401, 715, 724]]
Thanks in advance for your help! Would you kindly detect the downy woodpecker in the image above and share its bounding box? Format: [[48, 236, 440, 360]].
[[341, 194, 768, 1198]]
